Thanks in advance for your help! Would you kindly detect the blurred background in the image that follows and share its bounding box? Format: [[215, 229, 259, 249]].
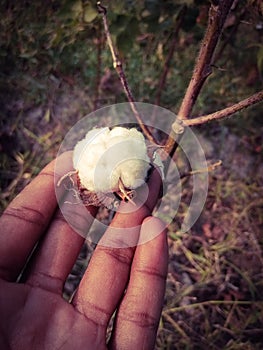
[[0, 1, 263, 349]]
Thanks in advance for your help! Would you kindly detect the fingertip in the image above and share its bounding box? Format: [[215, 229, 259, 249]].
[[142, 216, 167, 232], [109, 216, 168, 349], [138, 216, 168, 248], [145, 169, 163, 212], [136, 216, 168, 280], [54, 151, 74, 184]]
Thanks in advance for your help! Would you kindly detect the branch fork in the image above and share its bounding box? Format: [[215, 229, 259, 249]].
[[97, 1, 263, 167]]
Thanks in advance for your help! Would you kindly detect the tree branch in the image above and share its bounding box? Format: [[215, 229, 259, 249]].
[[180, 160, 222, 180], [97, 1, 158, 145], [184, 90, 263, 127], [164, 0, 235, 159], [177, 0, 235, 121]]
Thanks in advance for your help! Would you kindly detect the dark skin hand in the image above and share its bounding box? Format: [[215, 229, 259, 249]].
[[0, 152, 168, 350]]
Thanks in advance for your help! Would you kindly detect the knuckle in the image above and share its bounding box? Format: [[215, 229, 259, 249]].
[[3, 205, 46, 227], [61, 204, 94, 234], [135, 267, 167, 281], [100, 246, 134, 266], [74, 300, 110, 327], [26, 272, 64, 294], [120, 309, 157, 329]]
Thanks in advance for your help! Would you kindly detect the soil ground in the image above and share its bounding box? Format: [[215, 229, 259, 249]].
[[1, 82, 262, 349]]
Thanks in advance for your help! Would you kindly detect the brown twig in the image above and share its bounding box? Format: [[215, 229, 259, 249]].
[[164, 0, 235, 159], [154, 6, 186, 106], [161, 90, 263, 172], [177, 0, 235, 121], [184, 90, 263, 126], [93, 24, 103, 110], [97, 1, 158, 145], [180, 160, 222, 180]]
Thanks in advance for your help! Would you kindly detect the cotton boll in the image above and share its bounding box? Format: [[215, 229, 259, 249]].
[[73, 126, 154, 194], [73, 139, 88, 169], [93, 146, 121, 191], [73, 128, 107, 169], [108, 127, 144, 147], [93, 163, 112, 192], [129, 127, 146, 142], [109, 126, 130, 138], [85, 127, 109, 145], [106, 138, 150, 190], [120, 159, 149, 189], [73, 128, 110, 192], [90, 143, 107, 164]]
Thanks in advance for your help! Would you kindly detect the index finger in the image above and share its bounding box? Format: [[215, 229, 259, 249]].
[[0, 152, 73, 281], [71, 167, 164, 335], [108, 217, 168, 349]]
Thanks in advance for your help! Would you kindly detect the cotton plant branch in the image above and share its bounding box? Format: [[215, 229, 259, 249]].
[[184, 90, 263, 127], [164, 0, 235, 159], [162, 89, 263, 171], [97, 1, 158, 145], [97, 0, 262, 172], [163, 88, 263, 169], [180, 160, 222, 180], [177, 0, 235, 121]]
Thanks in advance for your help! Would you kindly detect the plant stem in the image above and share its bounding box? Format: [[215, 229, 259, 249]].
[[180, 160, 222, 179], [177, 0, 235, 121], [164, 0, 235, 159], [163, 89, 263, 169], [184, 90, 263, 126], [97, 1, 158, 145]]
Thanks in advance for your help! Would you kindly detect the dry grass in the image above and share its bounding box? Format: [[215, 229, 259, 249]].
[[1, 2, 263, 348], [156, 157, 263, 349], [1, 81, 262, 350]]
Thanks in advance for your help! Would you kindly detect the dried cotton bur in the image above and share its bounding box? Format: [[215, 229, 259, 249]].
[[59, 126, 164, 208]]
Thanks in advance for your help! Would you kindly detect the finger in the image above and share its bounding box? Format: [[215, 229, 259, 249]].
[[103, 168, 162, 232], [97, 167, 162, 250], [134, 167, 163, 214], [109, 217, 168, 350], [0, 152, 73, 281], [70, 167, 163, 333], [146, 167, 163, 212], [71, 189, 157, 334], [24, 201, 98, 294]]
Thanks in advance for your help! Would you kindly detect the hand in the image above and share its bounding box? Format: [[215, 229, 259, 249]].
[[0, 152, 168, 350]]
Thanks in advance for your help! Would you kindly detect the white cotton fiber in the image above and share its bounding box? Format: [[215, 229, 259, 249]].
[[73, 127, 151, 193]]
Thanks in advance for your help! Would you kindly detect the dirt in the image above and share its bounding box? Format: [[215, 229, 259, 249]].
[[1, 84, 263, 349]]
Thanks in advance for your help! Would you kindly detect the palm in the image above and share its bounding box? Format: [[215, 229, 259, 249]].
[[0, 155, 168, 349], [0, 279, 106, 349]]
